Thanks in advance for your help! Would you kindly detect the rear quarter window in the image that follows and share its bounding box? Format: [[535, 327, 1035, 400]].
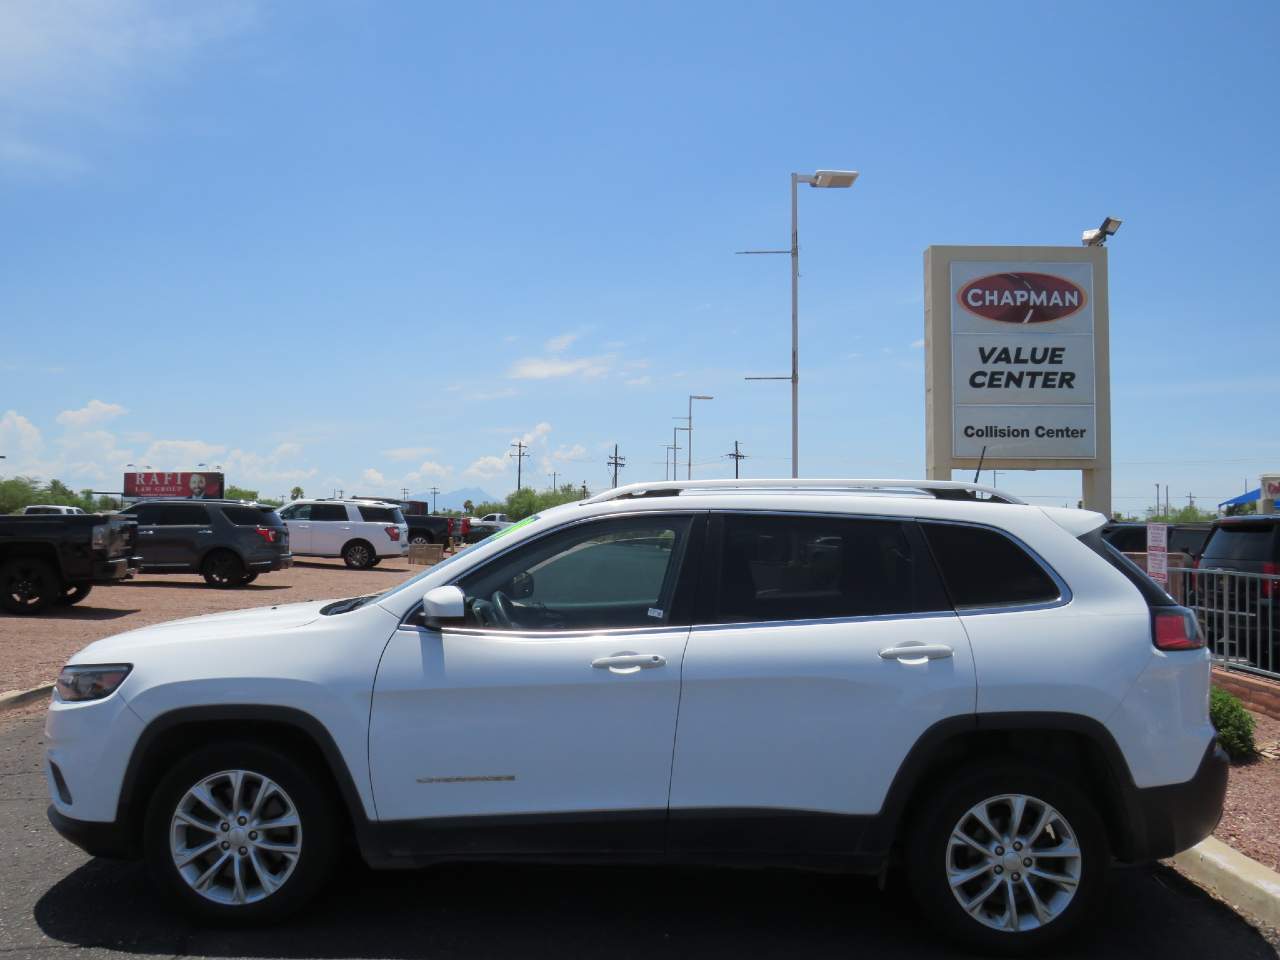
[[1202, 524, 1277, 563], [222, 505, 279, 525], [920, 522, 1061, 608], [358, 505, 402, 523]]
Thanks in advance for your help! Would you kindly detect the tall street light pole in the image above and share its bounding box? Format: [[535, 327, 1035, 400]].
[[741, 168, 858, 478]]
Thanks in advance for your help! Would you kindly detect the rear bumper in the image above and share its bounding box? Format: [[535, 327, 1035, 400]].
[[1125, 740, 1229, 861], [248, 553, 293, 571], [90, 557, 135, 582], [47, 805, 135, 859]]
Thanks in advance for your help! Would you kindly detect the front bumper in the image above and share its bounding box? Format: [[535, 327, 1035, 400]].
[[47, 804, 135, 859], [1126, 739, 1229, 861]]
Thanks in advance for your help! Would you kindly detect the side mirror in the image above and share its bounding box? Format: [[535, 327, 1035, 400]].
[[421, 585, 466, 629]]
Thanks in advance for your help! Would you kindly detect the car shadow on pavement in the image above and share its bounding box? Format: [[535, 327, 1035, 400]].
[[291, 561, 411, 574], [110, 582, 293, 591], [32, 857, 1278, 959], [9, 606, 141, 621]]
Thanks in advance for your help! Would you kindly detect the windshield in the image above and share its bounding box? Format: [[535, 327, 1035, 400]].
[[369, 513, 544, 606]]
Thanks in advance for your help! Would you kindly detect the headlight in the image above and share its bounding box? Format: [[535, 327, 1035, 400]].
[[55, 664, 132, 702], [91, 523, 109, 549]]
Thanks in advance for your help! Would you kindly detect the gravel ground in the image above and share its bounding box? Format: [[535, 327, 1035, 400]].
[[0, 557, 425, 692], [1216, 710, 1280, 871]]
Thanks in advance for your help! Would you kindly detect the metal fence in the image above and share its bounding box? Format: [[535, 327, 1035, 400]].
[[1168, 565, 1279, 680]]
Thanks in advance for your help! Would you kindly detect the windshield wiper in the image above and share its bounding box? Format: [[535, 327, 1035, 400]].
[[321, 595, 377, 616]]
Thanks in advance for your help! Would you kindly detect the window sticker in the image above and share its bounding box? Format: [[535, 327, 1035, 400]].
[[648, 607, 664, 619]]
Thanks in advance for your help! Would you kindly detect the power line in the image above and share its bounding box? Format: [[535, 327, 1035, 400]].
[[509, 441, 529, 490]]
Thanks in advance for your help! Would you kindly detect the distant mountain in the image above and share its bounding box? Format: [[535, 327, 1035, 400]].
[[411, 486, 499, 512]]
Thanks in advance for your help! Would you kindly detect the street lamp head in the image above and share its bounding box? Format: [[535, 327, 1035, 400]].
[[1082, 215, 1122, 247], [810, 170, 859, 189], [691, 394, 714, 400]]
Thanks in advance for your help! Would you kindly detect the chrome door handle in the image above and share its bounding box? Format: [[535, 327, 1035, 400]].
[[139, 530, 155, 536], [592, 653, 666, 672], [198, 529, 213, 534], [879, 643, 953, 661]]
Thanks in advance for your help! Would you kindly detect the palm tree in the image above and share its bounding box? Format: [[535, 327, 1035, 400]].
[[289, 486, 304, 501], [463, 499, 475, 514]]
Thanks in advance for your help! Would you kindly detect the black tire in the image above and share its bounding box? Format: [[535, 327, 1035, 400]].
[[0, 558, 61, 615], [341, 540, 375, 569], [905, 764, 1107, 955], [202, 551, 245, 588], [56, 583, 93, 606], [409, 533, 433, 546], [239, 572, 259, 585], [142, 741, 338, 924], [368, 558, 381, 568]]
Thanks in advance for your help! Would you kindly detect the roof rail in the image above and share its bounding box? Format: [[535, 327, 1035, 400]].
[[582, 478, 1024, 506]]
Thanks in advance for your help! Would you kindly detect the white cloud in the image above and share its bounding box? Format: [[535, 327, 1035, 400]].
[[518, 422, 553, 447], [0, 0, 256, 173], [551, 443, 587, 462], [142, 439, 227, 466], [625, 376, 651, 386], [910, 338, 925, 349], [56, 398, 127, 428], [361, 467, 385, 486], [0, 410, 44, 460], [508, 355, 614, 380], [383, 445, 435, 462], [544, 331, 579, 353], [464, 455, 509, 480], [404, 460, 451, 484]]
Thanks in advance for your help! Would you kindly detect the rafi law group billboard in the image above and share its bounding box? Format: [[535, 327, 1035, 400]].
[[950, 260, 1096, 459], [123, 471, 224, 499]]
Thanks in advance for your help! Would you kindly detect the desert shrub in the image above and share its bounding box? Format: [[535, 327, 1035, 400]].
[[1210, 687, 1256, 761]]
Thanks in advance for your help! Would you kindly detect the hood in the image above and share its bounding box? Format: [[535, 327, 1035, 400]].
[[69, 600, 330, 664]]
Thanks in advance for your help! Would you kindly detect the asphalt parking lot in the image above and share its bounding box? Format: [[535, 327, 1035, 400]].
[[0, 708, 1274, 959]]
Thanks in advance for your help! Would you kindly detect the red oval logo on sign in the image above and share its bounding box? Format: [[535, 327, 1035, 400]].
[[957, 273, 1087, 324]]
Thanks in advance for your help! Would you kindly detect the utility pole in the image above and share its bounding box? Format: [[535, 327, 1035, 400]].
[[1155, 482, 1160, 517], [509, 440, 528, 491], [726, 440, 747, 479], [581, 481, 588, 498], [429, 486, 440, 513], [607, 444, 626, 488], [549, 470, 558, 492], [666, 442, 680, 480]]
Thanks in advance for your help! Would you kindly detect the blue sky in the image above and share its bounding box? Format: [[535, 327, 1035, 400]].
[[1, 0, 1276, 513]]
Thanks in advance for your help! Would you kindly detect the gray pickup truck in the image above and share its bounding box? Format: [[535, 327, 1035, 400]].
[[0, 513, 139, 614]]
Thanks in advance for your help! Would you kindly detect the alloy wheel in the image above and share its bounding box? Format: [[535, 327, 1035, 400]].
[[945, 793, 1082, 933], [169, 769, 302, 906]]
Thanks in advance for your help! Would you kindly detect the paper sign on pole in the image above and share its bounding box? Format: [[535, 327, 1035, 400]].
[[1147, 522, 1168, 585]]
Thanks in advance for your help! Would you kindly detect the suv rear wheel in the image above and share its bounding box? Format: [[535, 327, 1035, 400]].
[[906, 765, 1105, 954], [341, 540, 375, 569], [143, 742, 337, 923], [202, 551, 245, 588]]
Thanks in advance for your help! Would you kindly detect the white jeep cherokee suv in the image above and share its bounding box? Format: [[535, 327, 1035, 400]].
[[276, 498, 408, 569], [45, 480, 1226, 953]]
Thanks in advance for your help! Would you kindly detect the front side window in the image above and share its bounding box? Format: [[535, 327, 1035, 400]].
[[458, 515, 694, 631], [280, 504, 311, 520], [310, 504, 348, 522], [713, 515, 945, 623], [921, 522, 1061, 608], [127, 504, 165, 525]]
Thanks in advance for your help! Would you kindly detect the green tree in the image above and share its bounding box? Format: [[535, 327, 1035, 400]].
[[289, 486, 305, 501], [463, 499, 475, 515], [1144, 504, 1217, 523], [225, 485, 260, 501]]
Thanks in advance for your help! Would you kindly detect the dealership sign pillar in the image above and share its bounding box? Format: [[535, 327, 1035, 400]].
[[924, 245, 1111, 515]]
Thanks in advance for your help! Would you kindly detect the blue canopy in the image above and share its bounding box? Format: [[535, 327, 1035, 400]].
[[1219, 488, 1260, 510]]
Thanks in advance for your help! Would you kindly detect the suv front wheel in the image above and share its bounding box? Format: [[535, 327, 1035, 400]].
[[143, 742, 337, 922], [906, 764, 1106, 954]]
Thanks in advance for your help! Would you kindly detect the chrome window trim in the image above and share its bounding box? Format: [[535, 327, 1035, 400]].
[[396, 622, 693, 640], [690, 607, 961, 633]]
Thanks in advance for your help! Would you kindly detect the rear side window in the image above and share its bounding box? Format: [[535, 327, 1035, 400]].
[[921, 522, 1060, 608], [713, 515, 948, 623], [1078, 528, 1174, 608], [223, 505, 278, 525], [1202, 524, 1276, 562], [310, 504, 349, 522], [1103, 526, 1146, 553], [162, 504, 211, 525], [358, 505, 402, 523]]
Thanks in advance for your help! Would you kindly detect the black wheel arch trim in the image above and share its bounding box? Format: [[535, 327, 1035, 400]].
[[116, 704, 383, 862], [864, 711, 1149, 861]]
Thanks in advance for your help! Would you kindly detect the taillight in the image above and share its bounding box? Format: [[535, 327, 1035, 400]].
[[462, 518, 471, 535], [1153, 606, 1204, 651], [1263, 562, 1277, 599], [386, 525, 400, 541], [254, 526, 278, 544]]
